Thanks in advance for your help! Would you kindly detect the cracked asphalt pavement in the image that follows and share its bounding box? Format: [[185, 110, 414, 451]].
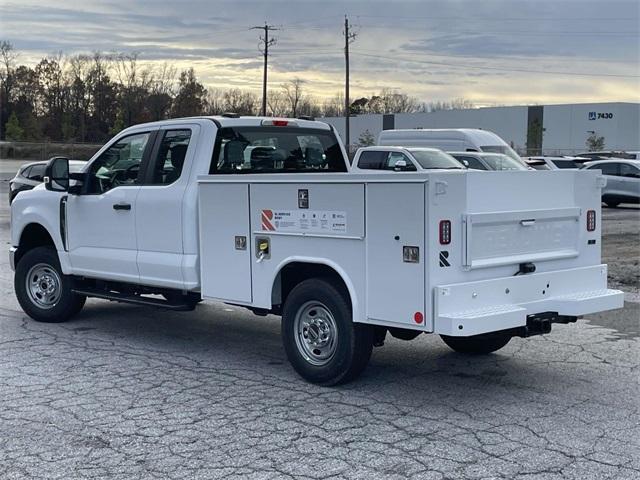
[[1, 160, 639, 479]]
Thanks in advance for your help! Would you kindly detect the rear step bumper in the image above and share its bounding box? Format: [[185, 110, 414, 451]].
[[434, 264, 624, 337]]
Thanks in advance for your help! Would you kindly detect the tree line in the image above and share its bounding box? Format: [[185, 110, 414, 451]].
[[0, 41, 474, 143]]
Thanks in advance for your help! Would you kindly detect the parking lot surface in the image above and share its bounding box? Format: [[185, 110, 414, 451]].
[[1, 160, 638, 479]]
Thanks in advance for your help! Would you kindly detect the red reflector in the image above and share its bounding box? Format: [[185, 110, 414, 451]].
[[414, 312, 424, 324], [439, 220, 451, 245], [272, 120, 289, 126], [587, 210, 596, 231]]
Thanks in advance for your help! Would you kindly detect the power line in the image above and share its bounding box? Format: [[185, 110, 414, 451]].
[[351, 51, 640, 78], [359, 25, 639, 36], [355, 14, 636, 21], [251, 23, 279, 116]]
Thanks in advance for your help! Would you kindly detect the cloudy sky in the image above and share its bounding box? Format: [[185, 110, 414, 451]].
[[0, 0, 638, 106]]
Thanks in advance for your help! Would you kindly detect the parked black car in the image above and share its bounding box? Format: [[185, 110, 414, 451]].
[[9, 160, 86, 204]]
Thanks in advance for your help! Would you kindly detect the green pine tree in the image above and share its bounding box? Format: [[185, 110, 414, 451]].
[[358, 129, 375, 147], [5, 112, 24, 141]]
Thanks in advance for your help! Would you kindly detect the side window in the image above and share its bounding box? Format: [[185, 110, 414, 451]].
[[357, 151, 388, 170], [28, 164, 46, 181], [620, 163, 640, 178], [211, 127, 347, 174], [149, 129, 192, 185], [20, 166, 33, 178], [386, 152, 416, 171], [456, 155, 486, 170], [588, 162, 619, 176], [86, 132, 151, 194]]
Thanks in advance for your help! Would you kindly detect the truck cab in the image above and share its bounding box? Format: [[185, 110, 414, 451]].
[[11, 117, 347, 292]]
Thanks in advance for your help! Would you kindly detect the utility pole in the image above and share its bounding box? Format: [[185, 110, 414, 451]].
[[344, 15, 356, 151], [251, 23, 278, 116]]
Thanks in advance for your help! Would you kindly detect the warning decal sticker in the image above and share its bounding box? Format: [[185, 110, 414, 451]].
[[261, 209, 276, 231], [261, 210, 347, 233]]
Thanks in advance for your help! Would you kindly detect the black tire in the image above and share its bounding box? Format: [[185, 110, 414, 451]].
[[15, 246, 86, 323], [282, 277, 373, 386], [440, 332, 511, 354], [605, 201, 619, 208]]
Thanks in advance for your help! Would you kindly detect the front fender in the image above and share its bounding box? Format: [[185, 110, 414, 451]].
[[11, 190, 71, 274]]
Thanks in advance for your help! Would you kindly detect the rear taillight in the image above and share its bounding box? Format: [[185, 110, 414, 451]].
[[439, 220, 451, 244], [586, 210, 596, 231]]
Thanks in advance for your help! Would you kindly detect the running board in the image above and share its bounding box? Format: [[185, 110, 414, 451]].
[[72, 287, 194, 311]]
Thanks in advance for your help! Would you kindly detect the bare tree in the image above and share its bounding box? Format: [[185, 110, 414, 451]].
[[322, 92, 344, 117], [113, 52, 154, 125], [267, 91, 287, 117], [378, 88, 417, 113], [282, 78, 304, 117], [148, 62, 176, 120], [423, 98, 475, 112], [206, 88, 225, 115], [222, 88, 257, 116]]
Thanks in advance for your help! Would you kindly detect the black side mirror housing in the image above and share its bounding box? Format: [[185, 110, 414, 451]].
[[44, 156, 70, 192]]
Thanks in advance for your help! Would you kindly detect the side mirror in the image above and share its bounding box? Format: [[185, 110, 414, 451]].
[[44, 156, 69, 192], [393, 159, 408, 171]]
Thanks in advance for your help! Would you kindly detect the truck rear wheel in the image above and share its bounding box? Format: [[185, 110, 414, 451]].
[[15, 246, 86, 323], [440, 332, 511, 354], [282, 278, 373, 386]]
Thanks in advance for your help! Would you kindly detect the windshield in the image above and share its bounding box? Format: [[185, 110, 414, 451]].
[[552, 159, 579, 169], [408, 149, 465, 169], [528, 162, 551, 170], [479, 154, 527, 171], [480, 144, 523, 164]]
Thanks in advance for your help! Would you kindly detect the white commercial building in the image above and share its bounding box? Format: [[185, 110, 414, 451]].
[[321, 102, 640, 155]]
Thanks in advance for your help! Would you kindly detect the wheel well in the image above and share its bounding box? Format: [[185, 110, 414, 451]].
[[273, 262, 351, 313], [16, 223, 55, 266]]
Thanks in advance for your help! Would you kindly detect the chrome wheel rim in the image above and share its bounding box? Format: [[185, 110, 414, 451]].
[[26, 263, 62, 309], [294, 301, 338, 366]]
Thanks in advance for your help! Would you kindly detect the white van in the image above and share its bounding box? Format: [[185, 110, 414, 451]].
[[377, 128, 523, 164]]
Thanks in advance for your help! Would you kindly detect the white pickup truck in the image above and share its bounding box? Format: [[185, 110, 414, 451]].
[[10, 116, 623, 385]]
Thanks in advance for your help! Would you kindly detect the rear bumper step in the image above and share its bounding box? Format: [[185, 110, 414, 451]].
[[434, 265, 624, 336]]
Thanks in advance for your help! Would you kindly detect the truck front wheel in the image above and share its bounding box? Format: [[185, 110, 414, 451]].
[[282, 278, 373, 386], [440, 332, 511, 354], [15, 246, 86, 323]]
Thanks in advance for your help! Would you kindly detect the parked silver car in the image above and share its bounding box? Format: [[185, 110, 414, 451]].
[[525, 156, 590, 170], [448, 152, 528, 171], [582, 159, 640, 207]]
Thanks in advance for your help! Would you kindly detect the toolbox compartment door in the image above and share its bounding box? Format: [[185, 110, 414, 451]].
[[462, 207, 581, 269], [199, 183, 252, 303], [366, 183, 426, 326]]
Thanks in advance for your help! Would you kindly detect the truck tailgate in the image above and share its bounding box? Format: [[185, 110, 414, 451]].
[[462, 207, 581, 269]]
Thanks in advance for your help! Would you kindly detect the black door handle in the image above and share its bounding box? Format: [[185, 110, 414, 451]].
[[113, 203, 131, 211]]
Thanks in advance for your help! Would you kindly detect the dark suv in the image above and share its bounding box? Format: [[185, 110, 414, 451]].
[[9, 160, 86, 204]]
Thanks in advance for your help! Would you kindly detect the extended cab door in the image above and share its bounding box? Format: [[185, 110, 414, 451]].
[[66, 130, 156, 283], [135, 124, 199, 289]]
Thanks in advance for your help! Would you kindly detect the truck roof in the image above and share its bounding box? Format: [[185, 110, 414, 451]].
[[120, 116, 332, 132]]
